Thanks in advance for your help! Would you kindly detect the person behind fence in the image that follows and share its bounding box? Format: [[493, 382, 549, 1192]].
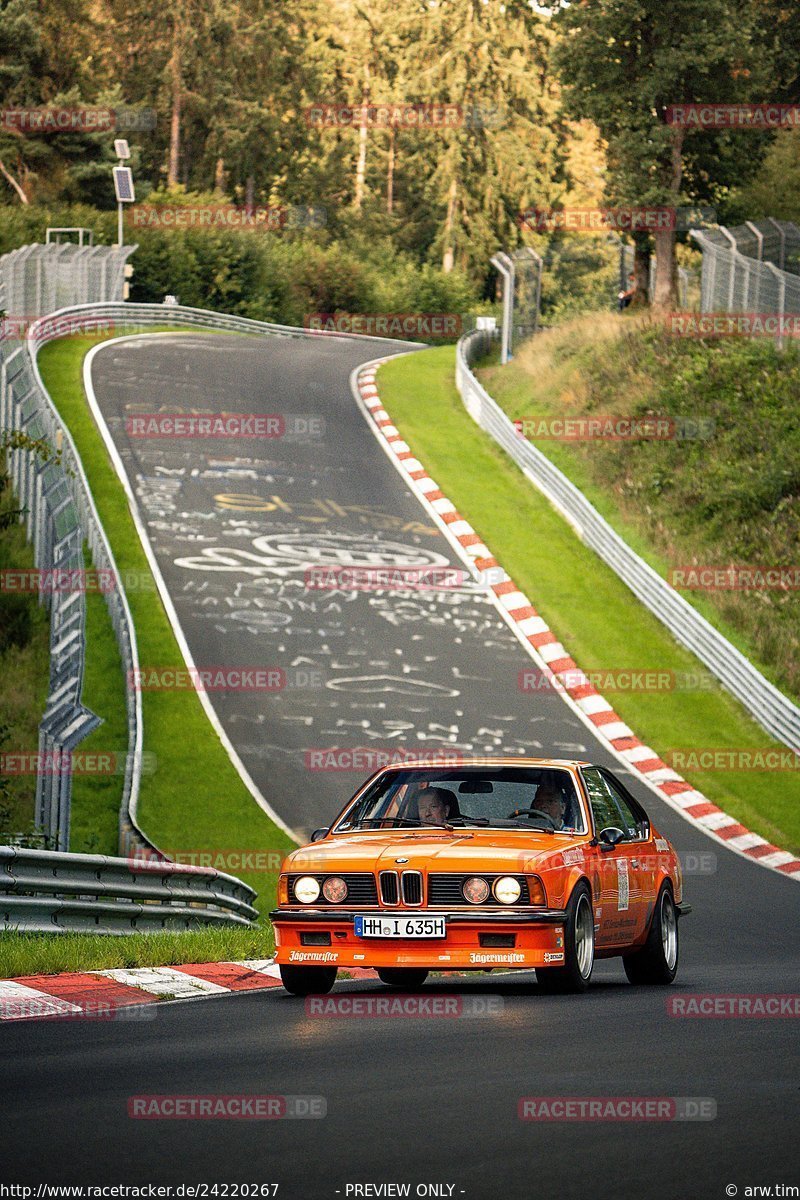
[[618, 272, 636, 311]]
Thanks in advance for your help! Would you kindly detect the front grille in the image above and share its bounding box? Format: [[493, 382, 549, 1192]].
[[428, 874, 531, 906], [379, 871, 399, 905], [289, 873, 378, 905], [401, 871, 423, 905]]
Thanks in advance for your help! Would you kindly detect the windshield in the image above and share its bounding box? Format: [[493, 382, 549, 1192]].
[[334, 767, 587, 834]]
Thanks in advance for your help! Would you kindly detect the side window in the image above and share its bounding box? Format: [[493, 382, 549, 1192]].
[[582, 768, 624, 836], [599, 770, 649, 840]]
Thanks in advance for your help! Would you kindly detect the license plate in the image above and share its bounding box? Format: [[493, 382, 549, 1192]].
[[354, 915, 446, 939]]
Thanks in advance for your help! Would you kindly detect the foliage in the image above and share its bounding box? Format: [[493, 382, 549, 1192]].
[[487, 315, 800, 702]]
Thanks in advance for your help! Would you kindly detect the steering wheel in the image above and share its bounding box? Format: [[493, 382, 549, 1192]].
[[507, 806, 556, 829]]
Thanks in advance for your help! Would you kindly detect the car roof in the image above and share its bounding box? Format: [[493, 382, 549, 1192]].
[[375, 757, 591, 771]]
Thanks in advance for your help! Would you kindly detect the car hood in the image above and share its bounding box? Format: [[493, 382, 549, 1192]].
[[285, 830, 575, 874]]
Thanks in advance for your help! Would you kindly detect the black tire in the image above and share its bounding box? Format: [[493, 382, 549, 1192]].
[[279, 965, 337, 996], [535, 882, 594, 994], [623, 884, 679, 985], [377, 968, 429, 989]]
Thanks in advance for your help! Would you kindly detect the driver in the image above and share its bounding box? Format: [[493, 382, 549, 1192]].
[[534, 780, 567, 830], [416, 787, 452, 826]]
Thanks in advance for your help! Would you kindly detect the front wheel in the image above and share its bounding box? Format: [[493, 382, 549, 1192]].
[[623, 884, 679, 985], [279, 965, 337, 996], [536, 882, 594, 994], [377, 968, 429, 989]]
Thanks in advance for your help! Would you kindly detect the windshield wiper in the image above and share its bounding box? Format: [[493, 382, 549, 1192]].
[[355, 817, 455, 831], [447, 816, 490, 827], [508, 816, 556, 833]]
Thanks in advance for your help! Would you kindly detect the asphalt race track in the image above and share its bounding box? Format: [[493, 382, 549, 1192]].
[[3, 332, 799, 1198]]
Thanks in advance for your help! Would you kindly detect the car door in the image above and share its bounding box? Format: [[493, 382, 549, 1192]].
[[597, 767, 655, 941], [580, 767, 646, 947]]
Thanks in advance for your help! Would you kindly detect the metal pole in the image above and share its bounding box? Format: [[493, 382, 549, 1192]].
[[117, 202, 123, 249], [765, 217, 786, 271], [490, 252, 514, 364], [745, 221, 764, 311], [763, 262, 786, 351], [521, 247, 543, 336], [719, 227, 738, 310]]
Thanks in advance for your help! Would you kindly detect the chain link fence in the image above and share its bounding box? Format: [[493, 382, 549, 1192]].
[[0, 242, 135, 324], [619, 244, 698, 311], [494, 240, 700, 357], [690, 220, 800, 347], [0, 243, 150, 855], [2, 287, 325, 862], [491, 249, 543, 362]]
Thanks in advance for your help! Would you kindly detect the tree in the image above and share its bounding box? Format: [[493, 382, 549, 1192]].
[[553, 0, 769, 307], [402, 0, 563, 275]]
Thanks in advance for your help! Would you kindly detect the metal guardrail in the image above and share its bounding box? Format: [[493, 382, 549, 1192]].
[[22, 298, 353, 854], [2, 288, 401, 931], [455, 328, 800, 755], [2, 292, 323, 861], [0, 845, 258, 933], [0, 248, 143, 854]]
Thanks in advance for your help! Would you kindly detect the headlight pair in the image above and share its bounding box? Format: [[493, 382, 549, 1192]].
[[463, 875, 522, 905], [293, 875, 348, 904]]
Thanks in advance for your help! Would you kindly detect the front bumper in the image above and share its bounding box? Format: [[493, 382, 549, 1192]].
[[270, 907, 568, 970]]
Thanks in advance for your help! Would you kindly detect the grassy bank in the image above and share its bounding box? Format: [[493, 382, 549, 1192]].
[[0, 925, 274, 980], [36, 331, 295, 912], [479, 313, 800, 705], [65, 546, 129, 854], [377, 346, 800, 854]]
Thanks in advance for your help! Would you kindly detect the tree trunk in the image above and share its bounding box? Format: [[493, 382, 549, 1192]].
[[245, 175, 255, 213], [653, 126, 685, 309], [0, 157, 29, 204], [167, 18, 183, 188], [386, 126, 395, 215], [214, 157, 225, 192], [653, 228, 676, 308], [632, 235, 650, 307], [442, 176, 457, 273], [353, 64, 370, 213]]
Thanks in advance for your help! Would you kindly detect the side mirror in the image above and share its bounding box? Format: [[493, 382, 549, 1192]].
[[599, 826, 626, 851], [310, 828, 329, 843]]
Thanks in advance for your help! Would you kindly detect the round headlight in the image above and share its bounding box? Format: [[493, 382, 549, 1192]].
[[294, 875, 320, 904], [463, 876, 490, 904], [493, 876, 522, 905], [322, 876, 348, 903]]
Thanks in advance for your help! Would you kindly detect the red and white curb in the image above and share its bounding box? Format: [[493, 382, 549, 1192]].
[[353, 361, 800, 882], [0, 960, 383, 1022]]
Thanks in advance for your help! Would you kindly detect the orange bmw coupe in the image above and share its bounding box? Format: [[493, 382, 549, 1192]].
[[271, 758, 691, 996]]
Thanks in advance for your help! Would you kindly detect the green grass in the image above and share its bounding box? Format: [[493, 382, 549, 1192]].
[[66, 545, 129, 854], [480, 313, 800, 704], [377, 345, 800, 855], [34, 330, 295, 910], [0, 925, 275, 979]]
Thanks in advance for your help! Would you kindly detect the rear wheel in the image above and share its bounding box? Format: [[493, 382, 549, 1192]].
[[279, 965, 337, 996], [536, 883, 594, 994], [377, 968, 429, 989], [623, 884, 679, 985]]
